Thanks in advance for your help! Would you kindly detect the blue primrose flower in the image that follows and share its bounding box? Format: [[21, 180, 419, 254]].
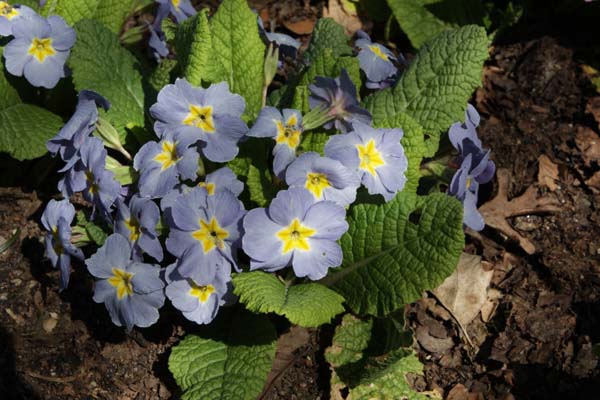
[[242, 187, 348, 280], [285, 152, 360, 207], [257, 16, 300, 59], [308, 69, 372, 133], [199, 166, 244, 197], [0, 2, 35, 36], [41, 199, 84, 291], [155, 0, 196, 24], [86, 234, 165, 331], [114, 196, 163, 262], [148, 23, 169, 61], [70, 137, 121, 217], [164, 263, 229, 325], [448, 154, 486, 231], [355, 30, 398, 88], [166, 187, 245, 285], [133, 131, 199, 198], [150, 78, 248, 162], [3, 13, 75, 88], [47, 90, 110, 167], [247, 107, 303, 178], [325, 121, 407, 201], [449, 104, 495, 185]]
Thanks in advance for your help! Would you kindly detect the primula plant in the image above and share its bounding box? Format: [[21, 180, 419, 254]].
[[0, 0, 492, 398]]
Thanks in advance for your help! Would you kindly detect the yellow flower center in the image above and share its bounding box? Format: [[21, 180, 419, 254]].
[[154, 140, 179, 170], [305, 172, 330, 199], [275, 114, 301, 149], [171, 0, 180, 9], [356, 139, 385, 176], [51, 226, 63, 254], [125, 218, 141, 242], [0, 2, 18, 19], [27, 37, 56, 63], [276, 218, 316, 254], [85, 170, 99, 194], [191, 217, 229, 253], [183, 104, 215, 133], [198, 181, 216, 195], [108, 268, 134, 300], [188, 283, 215, 303], [368, 45, 389, 61]]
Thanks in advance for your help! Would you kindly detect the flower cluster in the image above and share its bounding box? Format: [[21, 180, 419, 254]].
[[448, 104, 496, 231], [2, 3, 75, 88]]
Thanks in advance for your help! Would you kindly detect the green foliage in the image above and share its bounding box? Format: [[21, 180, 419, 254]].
[[0, 104, 63, 160], [363, 25, 488, 156], [375, 113, 425, 194], [326, 314, 427, 399], [169, 312, 276, 400], [41, 0, 136, 32], [227, 138, 277, 207], [148, 59, 178, 94], [75, 211, 110, 246], [233, 271, 345, 327], [0, 48, 21, 111], [322, 192, 464, 316], [69, 19, 145, 143], [175, 9, 222, 86], [209, 0, 266, 118], [298, 131, 331, 155], [303, 18, 352, 64], [387, 0, 485, 49]]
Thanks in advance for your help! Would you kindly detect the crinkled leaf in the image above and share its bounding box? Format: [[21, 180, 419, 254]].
[[387, 0, 484, 49], [0, 104, 63, 160], [169, 312, 276, 400], [348, 350, 427, 400], [325, 315, 372, 368], [322, 192, 464, 316], [69, 19, 145, 142], [227, 138, 276, 208], [148, 58, 178, 94], [298, 131, 331, 155], [303, 18, 352, 64], [41, 0, 100, 25], [93, 0, 138, 33], [362, 25, 488, 157], [75, 211, 110, 246], [209, 0, 265, 118], [0, 48, 20, 111], [375, 113, 425, 194], [175, 9, 223, 86], [233, 271, 345, 327]]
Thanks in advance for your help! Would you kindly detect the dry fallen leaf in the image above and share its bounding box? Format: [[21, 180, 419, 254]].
[[585, 171, 600, 192], [575, 126, 600, 167], [537, 154, 559, 191], [433, 253, 494, 329], [479, 169, 561, 254], [323, 0, 363, 35], [282, 17, 316, 35]]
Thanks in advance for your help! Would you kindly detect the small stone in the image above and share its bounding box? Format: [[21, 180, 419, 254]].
[[43, 316, 58, 333]]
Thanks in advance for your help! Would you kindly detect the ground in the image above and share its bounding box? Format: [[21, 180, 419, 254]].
[[1, 1, 600, 400]]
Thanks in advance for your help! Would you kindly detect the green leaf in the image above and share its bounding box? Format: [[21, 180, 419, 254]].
[[209, 0, 266, 118], [322, 192, 464, 316], [0, 48, 20, 111], [69, 19, 145, 142], [75, 211, 110, 246], [362, 25, 488, 157], [374, 113, 425, 194], [387, 0, 485, 49], [175, 9, 223, 86], [227, 138, 277, 208], [233, 271, 345, 327], [298, 131, 331, 155], [41, 0, 100, 25], [0, 104, 63, 160], [93, 0, 138, 33], [303, 18, 352, 64], [348, 350, 427, 400], [325, 315, 373, 368], [169, 312, 276, 400]]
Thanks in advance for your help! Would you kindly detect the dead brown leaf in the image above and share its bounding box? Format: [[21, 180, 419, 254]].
[[479, 169, 561, 254], [322, 0, 363, 35], [537, 154, 559, 191], [447, 384, 484, 400], [433, 253, 494, 329], [586, 97, 600, 130], [575, 126, 600, 167], [282, 17, 316, 35], [585, 171, 600, 192]]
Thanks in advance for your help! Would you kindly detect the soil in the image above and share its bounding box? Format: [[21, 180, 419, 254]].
[[2, 2, 600, 400]]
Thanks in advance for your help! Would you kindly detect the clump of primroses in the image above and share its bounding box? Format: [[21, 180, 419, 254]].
[[39, 8, 492, 333]]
